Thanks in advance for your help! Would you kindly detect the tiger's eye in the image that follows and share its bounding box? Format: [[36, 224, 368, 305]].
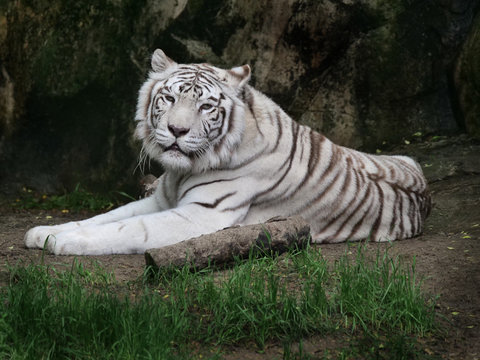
[[165, 95, 175, 103], [200, 104, 213, 111]]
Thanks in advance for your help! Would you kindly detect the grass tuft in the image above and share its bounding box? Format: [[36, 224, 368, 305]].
[[0, 244, 437, 359], [333, 245, 436, 335]]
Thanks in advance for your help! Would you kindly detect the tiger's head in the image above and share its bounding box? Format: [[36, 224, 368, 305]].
[[135, 49, 250, 173]]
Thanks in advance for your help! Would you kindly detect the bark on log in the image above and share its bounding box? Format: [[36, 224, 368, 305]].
[[144, 217, 310, 271]]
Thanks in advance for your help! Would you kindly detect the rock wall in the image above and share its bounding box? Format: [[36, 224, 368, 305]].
[[0, 0, 478, 194], [455, 10, 480, 139]]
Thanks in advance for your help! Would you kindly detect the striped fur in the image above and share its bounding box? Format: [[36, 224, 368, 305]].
[[24, 49, 431, 255]]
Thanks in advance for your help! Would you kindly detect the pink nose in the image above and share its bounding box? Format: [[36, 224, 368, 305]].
[[168, 125, 190, 138]]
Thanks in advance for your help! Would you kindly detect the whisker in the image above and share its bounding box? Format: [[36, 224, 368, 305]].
[[134, 132, 158, 175]]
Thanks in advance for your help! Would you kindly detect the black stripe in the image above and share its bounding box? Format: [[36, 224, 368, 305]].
[[330, 183, 373, 240], [260, 120, 299, 193], [368, 156, 385, 181], [198, 73, 216, 86], [294, 129, 323, 195], [270, 110, 283, 153], [146, 81, 161, 124], [370, 182, 384, 240], [298, 127, 305, 163], [389, 187, 398, 234], [247, 94, 264, 138], [406, 191, 417, 237], [344, 179, 382, 241], [179, 177, 240, 201], [198, 64, 216, 73], [213, 102, 233, 151], [397, 188, 405, 237], [293, 143, 341, 215], [342, 189, 374, 241], [316, 159, 355, 232], [171, 210, 191, 222], [193, 192, 236, 209]]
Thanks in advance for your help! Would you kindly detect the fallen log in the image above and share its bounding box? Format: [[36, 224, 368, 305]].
[[144, 216, 311, 271]]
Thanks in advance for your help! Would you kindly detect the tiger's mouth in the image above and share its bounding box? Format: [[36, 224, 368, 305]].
[[164, 143, 190, 157]]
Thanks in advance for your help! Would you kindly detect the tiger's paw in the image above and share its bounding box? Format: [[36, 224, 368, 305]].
[[24, 226, 62, 249], [46, 229, 107, 255], [45, 233, 86, 255]]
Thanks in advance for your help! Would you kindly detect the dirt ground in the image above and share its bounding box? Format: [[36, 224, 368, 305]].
[[0, 135, 479, 359]]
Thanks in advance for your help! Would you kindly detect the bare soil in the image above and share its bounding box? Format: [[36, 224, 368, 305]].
[[1, 135, 479, 359]]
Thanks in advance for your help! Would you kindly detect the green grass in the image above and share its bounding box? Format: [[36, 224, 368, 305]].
[[11, 184, 135, 212], [0, 245, 437, 359]]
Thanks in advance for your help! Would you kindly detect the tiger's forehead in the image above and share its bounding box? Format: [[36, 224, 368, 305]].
[[164, 64, 222, 98]]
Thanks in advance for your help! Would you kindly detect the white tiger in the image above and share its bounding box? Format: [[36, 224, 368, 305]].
[[24, 49, 431, 255]]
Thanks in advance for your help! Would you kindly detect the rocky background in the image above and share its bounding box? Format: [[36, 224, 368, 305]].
[[0, 0, 479, 195]]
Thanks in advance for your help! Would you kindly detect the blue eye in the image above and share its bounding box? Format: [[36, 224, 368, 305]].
[[200, 104, 213, 111]]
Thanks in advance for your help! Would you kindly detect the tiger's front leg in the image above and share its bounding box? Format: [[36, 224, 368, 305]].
[[24, 196, 162, 250], [43, 204, 246, 255]]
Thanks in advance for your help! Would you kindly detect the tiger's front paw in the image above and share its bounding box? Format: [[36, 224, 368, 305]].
[[24, 227, 91, 255], [46, 229, 107, 255], [24, 226, 61, 249], [44, 232, 85, 255]]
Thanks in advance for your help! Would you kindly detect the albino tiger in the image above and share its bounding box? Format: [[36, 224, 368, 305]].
[[24, 49, 431, 255]]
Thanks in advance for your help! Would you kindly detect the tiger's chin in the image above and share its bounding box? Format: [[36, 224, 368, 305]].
[[159, 150, 193, 173]]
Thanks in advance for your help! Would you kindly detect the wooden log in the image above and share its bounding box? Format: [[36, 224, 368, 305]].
[[144, 216, 311, 271]]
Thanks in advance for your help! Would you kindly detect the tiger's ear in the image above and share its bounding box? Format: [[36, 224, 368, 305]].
[[227, 64, 251, 88], [151, 49, 176, 72]]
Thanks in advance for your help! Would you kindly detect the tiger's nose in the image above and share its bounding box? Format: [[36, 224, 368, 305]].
[[168, 125, 190, 138]]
